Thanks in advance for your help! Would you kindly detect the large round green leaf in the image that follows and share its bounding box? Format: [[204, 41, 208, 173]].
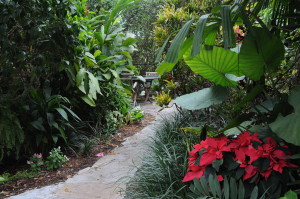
[[269, 86, 300, 146], [239, 27, 285, 81], [172, 86, 228, 110], [269, 113, 300, 146], [185, 46, 239, 87]]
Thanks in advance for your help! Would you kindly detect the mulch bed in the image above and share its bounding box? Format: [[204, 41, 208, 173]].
[[0, 112, 155, 198]]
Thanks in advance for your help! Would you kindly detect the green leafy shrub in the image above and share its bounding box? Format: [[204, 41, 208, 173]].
[[155, 91, 172, 107], [0, 0, 139, 161], [27, 153, 44, 171], [45, 147, 69, 170], [129, 106, 145, 123], [0, 173, 10, 185], [0, 105, 24, 161]]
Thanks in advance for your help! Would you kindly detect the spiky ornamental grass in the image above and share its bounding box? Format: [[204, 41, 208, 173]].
[[124, 111, 203, 199]]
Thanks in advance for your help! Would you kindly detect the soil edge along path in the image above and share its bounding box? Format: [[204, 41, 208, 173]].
[[8, 103, 174, 199]]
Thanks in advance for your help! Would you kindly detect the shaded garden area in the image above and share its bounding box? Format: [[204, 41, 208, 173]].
[[1, 0, 300, 198]]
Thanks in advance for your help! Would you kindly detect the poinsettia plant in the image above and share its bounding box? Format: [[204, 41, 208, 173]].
[[183, 131, 298, 196]]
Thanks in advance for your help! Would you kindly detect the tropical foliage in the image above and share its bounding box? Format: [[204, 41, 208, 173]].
[[152, 0, 300, 197], [0, 0, 140, 162]]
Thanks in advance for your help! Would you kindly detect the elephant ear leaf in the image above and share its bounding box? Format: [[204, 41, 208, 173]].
[[173, 86, 228, 110], [270, 86, 300, 146], [185, 46, 240, 87], [239, 27, 285, 81]]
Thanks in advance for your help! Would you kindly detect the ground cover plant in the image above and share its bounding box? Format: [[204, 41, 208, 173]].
[[125, 111, 202, 198]]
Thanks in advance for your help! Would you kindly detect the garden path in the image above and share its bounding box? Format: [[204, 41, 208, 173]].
[[8, 103, 174, 199]]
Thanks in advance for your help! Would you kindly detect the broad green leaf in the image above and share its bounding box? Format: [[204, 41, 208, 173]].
[[61, 105, 81, 121], [94, 32, 104, 45], [123, 37, 137, 46], [270, 113, 300, 146], [224, 121, 252, 136], [55, 108, 68, 121], [85, 52, 95, 59], [255, 98, 279, 113], [156, 62, 176, 74], [156, 37, 193, 74], [286, 154, 300, 159], [81, 95, 96, 107], [250, 186, 258, 199], [155, 35, 171, 63], [103, 73, 112, 80], [248, 125, 263, 133], [94, 50, 102, 58], [239, 27, 285, 80], [270, 86, 300, 146], [288, 86, 300, 112], [221, 113, 255, 133], [173, 86, 228, 110], [204, 22, 219, 46], [214, 175, 222, 198], [221, 5, 235, 49], [76, 68, 85, 88], [31, 118, 46, 132], [238, 180, 245, 199], [52, 135, 58, 144], [88, 73, 101, 100], [279, 190, 298, 199], [52, 123, 67, 143], [192, 178, 206, 195], [84, 54, 97, 67], [118, 51, 132, 61], [208, 175, 217, 197], [200, 176, 209, 195], [224, 177, 229, 199], [84, 72, 89, 94], [230, 177, 237, 199], [185, 46, 239, 87], [165, 19, 194, 63], [191, 14, 210, 57], [113, 16, 122, 25], [110, 69, 119, 78]]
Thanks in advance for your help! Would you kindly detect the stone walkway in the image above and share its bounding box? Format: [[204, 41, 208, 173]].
[[9, 103, 173, 199]]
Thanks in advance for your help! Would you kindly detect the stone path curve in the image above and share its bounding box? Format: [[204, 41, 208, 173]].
[[9, 103, 172, 199]]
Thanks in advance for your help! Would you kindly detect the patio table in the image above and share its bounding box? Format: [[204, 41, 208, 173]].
[[121, 76, 159, 105]]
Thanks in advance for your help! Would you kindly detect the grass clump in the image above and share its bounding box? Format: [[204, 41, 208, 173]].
[[125, 111, 202, 199]]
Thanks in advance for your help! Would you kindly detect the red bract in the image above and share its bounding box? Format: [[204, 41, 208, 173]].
[[234, 131, 262, 146], [198, 136, 237, 166], [183, 132, 298, 183]]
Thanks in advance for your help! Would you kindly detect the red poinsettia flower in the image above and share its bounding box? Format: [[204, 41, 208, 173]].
[[243, 165, 260, 181], [182, 169, 205, 182], [260, 168, 272, 179], [234, 131, 262, 146], [183, 131, 298, 183], [199, 136, 237, 166], [271, 159, 298, 173], [217, 175, 224, 181]]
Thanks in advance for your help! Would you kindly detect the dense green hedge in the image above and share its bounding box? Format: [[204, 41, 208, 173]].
[[0, 0, 138, 162]]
